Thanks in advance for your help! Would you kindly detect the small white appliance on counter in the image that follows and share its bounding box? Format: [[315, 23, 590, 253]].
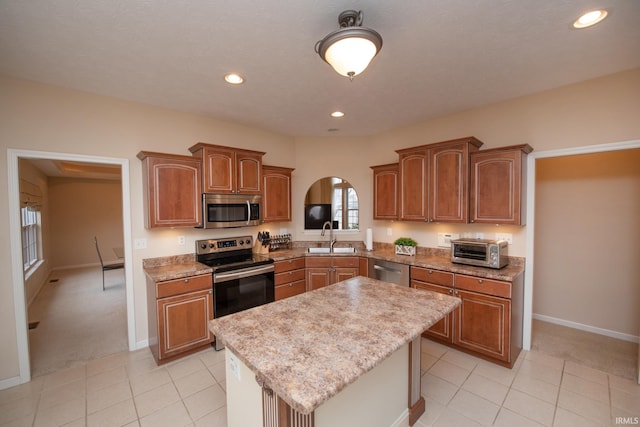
[[451, 238, 508, 269]]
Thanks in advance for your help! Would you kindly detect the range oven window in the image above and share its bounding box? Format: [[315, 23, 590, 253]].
[[213, 267, 274, 318]]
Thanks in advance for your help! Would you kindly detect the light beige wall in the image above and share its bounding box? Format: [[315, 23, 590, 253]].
[[47, 177, 123, 268], [0, 76, 295, 383], [534, 150, 640, 337]]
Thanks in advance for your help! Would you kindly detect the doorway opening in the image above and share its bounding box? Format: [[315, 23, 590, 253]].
[[8, 149, 135, 385], [523, 139, 640, 383]]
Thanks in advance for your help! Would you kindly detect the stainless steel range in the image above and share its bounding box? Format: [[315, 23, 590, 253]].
[[196, 235, 275, 350]]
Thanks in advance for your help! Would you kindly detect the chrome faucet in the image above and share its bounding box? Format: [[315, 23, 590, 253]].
[[321, 220, 337, 252]]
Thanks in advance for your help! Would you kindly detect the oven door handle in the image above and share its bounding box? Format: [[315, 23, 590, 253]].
[[214, 264, 275, 283]]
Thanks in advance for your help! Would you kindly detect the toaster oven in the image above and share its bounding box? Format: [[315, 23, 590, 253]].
[[451, 239, 508, 269]]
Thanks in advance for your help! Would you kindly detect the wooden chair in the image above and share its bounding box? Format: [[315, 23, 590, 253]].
[[94, 236, 125, 291]]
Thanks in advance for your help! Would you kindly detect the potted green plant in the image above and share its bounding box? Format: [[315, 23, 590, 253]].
[[394, 237, 417, 256]]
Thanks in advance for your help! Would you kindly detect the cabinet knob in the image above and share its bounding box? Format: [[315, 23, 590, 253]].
[[289, 271, 293, 275], [454, 290, 459, 296], [428, 269, 433, 274], [288, 283, 292, 287], [478, 279, 484, 284], [448, 289, 453, 295], [184, 279, 189, 283], [470, 219, 475, 223]]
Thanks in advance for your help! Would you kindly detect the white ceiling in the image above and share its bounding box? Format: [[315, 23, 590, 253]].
[[1, 1, 639, 137]]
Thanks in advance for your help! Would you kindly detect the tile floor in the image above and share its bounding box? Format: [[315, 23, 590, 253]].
[[1, 338, 638, 427]]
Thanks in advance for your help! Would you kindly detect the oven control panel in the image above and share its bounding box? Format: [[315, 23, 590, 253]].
[[196, 236, 253, 255]]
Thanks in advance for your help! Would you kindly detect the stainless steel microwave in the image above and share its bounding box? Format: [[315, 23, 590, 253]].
[[451, 239, 508, 269], [201, 194, 261, 228]]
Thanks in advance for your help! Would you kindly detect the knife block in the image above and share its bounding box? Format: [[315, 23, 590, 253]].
[[253, 240, 270, 254]]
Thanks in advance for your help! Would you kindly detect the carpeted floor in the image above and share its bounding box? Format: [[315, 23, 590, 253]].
[[27, 266, 127, 378], [531, 318, 638, 380]]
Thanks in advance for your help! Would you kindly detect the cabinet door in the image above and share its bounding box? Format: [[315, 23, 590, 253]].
[[201, 147, 236, 193], [371, 163, 399, 220], [306, 268, 331, 291], [398, 150, 427, 221], [470, 147, 529, 225], [454, 289, 510, 362], [275, 279, 306, 300], [236, 151, 263, 194], [333, 267, 359, 283], [429, 143, 468, 223], [140, 153, 202, 228], [412, 280, 454, 343], [157, 289, 213, 360], [263, 166, 293, 222]]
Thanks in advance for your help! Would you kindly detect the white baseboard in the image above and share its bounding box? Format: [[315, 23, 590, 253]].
[[0, 375, 23, 391], [134, 339, 149, 351], [533, 313, 640, 343], [52, 262, 101, 271], [390, 408, 409, 427]]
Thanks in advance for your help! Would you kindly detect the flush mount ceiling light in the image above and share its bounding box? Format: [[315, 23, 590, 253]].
[[315, 10, 383, 81], [331, 111, 345, 118], [224, 73, 244, 84], [573, 9, 609, 28]]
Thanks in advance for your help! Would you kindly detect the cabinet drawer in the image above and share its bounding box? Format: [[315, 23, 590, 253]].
[[455, 274, 511, 299], [411, 267, 454, 287], [305, 257, 332, 268], [332, 257, 359, 268], [275, 268, 306, 285], [156, 274, 212, 298], [274, 257, 306, 273], [275, 279, 306, 300]]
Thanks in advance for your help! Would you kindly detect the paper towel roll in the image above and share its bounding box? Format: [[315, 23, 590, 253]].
[[365, 228, 373, 251]]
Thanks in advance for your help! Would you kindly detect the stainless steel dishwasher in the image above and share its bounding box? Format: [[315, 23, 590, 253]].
[[368, 259, 410, 286]]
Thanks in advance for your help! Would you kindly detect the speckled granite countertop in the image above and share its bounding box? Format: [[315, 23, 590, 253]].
[[142, 254, 211, 282], [142, 246, 524, 282], [270, 248, 524, 282], [209, 276, 461, 414]]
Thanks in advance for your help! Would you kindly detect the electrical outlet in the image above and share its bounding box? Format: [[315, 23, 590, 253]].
[[177, 236, 185, 246], [437, 233, 460, 248], [386, 227, 393, 236], [474, 232, 484, 239], [496, 233, 513, 244], [134, 238, 147, 249]]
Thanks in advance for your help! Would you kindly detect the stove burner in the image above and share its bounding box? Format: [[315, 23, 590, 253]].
[[195, 235, 274, 271]]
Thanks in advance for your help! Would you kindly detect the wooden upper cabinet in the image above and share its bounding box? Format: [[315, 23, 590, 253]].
[[262, 165, 294, 223], [370, 163, 398, 220], [137, 151, 202, 228], [470, 144, 533, 225], [189, 143, 265, 194], [396, 137, 483, 223], [397, 147, 427, 221]]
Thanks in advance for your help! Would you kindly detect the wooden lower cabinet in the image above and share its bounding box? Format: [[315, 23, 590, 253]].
[[411, 266, 522, 367], [147, 274, 214, 364], [274, 257, 306, 300], [305, 256, 359, 291], [455, 289, 510, 361]]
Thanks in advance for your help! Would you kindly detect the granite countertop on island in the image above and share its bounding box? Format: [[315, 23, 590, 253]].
[[209, 276, 461, 415]]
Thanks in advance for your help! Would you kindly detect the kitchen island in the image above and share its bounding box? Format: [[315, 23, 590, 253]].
[[209, 276, 461, 427]]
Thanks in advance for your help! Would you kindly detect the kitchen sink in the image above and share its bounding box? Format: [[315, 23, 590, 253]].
[[306, 247, 356, 254], [307, 247, 331, 253], [332, 247, 356, 253]]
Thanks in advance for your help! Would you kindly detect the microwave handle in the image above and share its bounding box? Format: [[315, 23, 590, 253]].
[[246, 200, 251, 225]]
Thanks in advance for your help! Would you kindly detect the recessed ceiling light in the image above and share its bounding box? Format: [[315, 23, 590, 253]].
[[573, 9, 608, 29], [331, 111, 345, 118], [224, 73, 244, 84]]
